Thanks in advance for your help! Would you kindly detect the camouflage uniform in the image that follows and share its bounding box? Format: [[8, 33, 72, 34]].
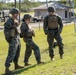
[[20, 22, 41, 64], [4, 17, 21, 67], [4, 8, 22, 69], [4, 8, 23, 74], [43, 7, 64, 59]]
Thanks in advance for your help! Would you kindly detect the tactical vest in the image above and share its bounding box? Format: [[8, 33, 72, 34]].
[[4, 18, 19, 43], [20, 23, 33, 38], [48, 15, 58, 29]]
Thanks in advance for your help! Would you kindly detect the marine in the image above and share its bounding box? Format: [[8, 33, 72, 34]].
[[20, 14, 44, 66], [43, 7, 64, 61], [4, 8, 23, 74]]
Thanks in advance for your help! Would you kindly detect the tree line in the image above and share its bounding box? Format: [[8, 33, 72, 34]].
[[0, 0, 76, 12], [0, 1, 44, 12]]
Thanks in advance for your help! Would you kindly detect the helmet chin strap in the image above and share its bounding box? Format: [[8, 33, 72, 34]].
[[12, 14, 18, 20], [49, 12, 54, 15]]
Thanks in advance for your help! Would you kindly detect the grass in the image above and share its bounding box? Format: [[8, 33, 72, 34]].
[[0, 24, 76, 75], [0, 22, 4, 26], [74, 9, 76, 14]]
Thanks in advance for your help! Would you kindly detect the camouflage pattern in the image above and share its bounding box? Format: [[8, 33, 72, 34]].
[[4, 18, 19, 42], [24, 39, 41, 62], [48, 15, 58, 29], [22, 14, 31, 22], [4, 17, 21, 67], [20, 22, 41, 63], [48, 7, 55, 12], [43, 14, 64, 58], [47, 30, 63, 58], [10, 8, 19, 15]]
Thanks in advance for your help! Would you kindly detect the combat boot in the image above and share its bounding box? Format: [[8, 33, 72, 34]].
[[60, 54, 63, 59], [51, 57, 54, 61], [14, 63, 24, 70], [5, 67, 12, 74], [25, 62, 31, 66], [37, 61, 45, 64]]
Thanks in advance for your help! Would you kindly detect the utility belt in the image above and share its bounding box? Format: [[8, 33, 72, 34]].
[[14, 34, 20, 38], [23, 36, 32, 42], [48, 27, 58, 30]]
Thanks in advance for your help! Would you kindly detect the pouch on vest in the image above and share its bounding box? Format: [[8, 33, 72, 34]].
[[48, 15, 58, 29], [10, 29, 15, 38], [27, 30, 33, 37], [4, 30, 11, 43]]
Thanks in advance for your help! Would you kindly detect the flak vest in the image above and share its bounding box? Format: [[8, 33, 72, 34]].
[[48, 15, 58, 29], [4, 18, 19, 43]]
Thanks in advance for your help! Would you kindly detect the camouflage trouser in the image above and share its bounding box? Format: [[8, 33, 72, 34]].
[[24, 39, 41, 63], [5, 36, 21, 67], [47, 30, 64, 58]]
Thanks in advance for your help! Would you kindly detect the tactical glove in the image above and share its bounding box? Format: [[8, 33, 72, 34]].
[[14, 19, 20, 27], [45, 30, 48, 35], [59, 28, 62, 34], [32, 30, 35, 37]]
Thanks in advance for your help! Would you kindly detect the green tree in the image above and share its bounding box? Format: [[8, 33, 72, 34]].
[[74, 0, 76, 7], [14, 0, 17, 8]]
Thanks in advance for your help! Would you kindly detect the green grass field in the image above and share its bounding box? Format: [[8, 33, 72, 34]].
[[74, 9, 76, 14], [0, 22, 4, 26], [0, 24, 76, 75]]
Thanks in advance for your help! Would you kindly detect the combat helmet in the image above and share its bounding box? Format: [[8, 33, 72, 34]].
[[10, 8, 19, 15], [22, 14, 31, 22], [48, 7, 55, 12]]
